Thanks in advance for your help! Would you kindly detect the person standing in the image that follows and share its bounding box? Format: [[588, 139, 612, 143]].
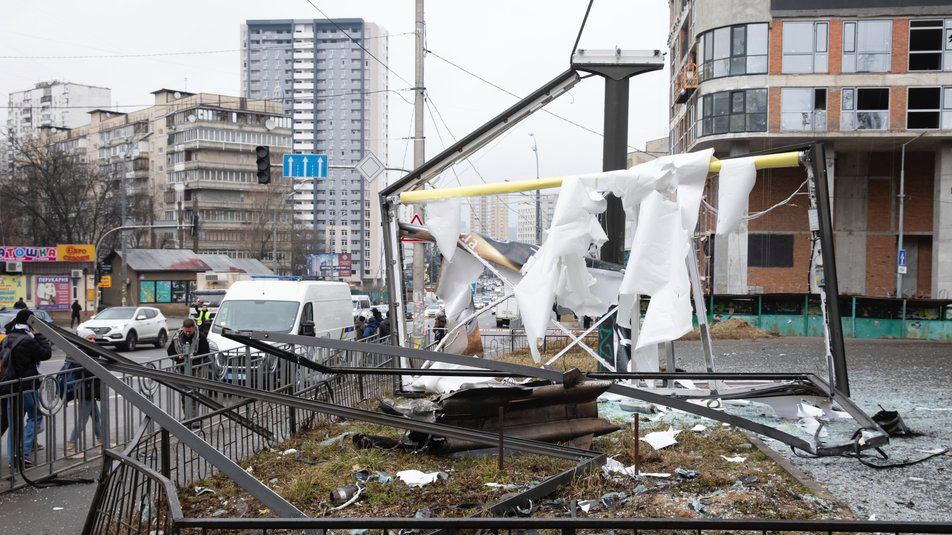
[[195, 303, 212, 335], [0, 309, 52, 467], [362, 308, 382, 339], [70, 300, 82, 328], [354, 316, 367, 339], [167, 318, 212, 419], [64, 335, 102, 458]]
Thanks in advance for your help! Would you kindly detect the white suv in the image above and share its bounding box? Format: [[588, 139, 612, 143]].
[[77, 306, 169, 351]]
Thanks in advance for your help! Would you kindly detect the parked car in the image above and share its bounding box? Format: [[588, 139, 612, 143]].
[[0, 309, 54, 342], [352, 294, 374, 320], [76, 306, 168, 351]]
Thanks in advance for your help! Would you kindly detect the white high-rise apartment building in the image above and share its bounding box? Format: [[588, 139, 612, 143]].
[[241, 19, 388, 284], [469, 195, 510, 240], [515, 193, 557, 245], [6, 81, 111, 141]]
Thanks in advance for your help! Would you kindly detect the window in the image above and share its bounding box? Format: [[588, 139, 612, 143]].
[[781, 88, 827, 131], [748, 234, 794, 268], [908, 20, 952, 71], [782, 21, 828, 73], [908, 87, 941, 128], [841, 88, 889, 130], [698, 23, 768, 80], [698, 88, 767, 136], [843, 20, 892, 73]]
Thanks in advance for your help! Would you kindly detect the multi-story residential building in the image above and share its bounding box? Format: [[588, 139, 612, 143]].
[[515, 193, 557, 245], [6, 81, 111, 141], [42, 89, 293, 270], [668, 0, 952, 300], [240, 18, 388, 284], [469, 195, 510, 240]]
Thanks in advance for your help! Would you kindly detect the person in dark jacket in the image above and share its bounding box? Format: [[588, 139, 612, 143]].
[[12, 298, 26, 310], [167, 318, 211, 363], [64, 335, 102, 457], [1, 309, 53, 466], [70, 300, 83, 328], [433, 314, 447, 345], [362, 309, 382, 338]]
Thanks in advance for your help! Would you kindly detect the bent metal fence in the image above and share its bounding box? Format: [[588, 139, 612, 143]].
[[0, 333, 393, 492]]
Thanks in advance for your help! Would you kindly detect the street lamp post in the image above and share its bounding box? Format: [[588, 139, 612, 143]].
[[529, 133, 541, 244], [896, 132, 926, 298]]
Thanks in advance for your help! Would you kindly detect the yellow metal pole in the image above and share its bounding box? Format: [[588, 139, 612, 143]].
[[399, 150, 803, 203]]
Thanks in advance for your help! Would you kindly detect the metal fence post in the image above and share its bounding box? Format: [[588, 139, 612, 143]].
[[160, 429, 171, 479], [100, 381, 111, 451]]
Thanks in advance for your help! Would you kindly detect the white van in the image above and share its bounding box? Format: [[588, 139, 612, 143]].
[[352, 294, 373, 320], [207, 280, 355, 353]]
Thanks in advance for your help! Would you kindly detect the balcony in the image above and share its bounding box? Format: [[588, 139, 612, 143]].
[[673, 61, 699, 104]]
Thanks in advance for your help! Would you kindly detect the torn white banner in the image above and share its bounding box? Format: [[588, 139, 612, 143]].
[[425, 198, 461, 262], [396, 470, 445, 488], [515, 176, 608, 361], [715, 156, 757, 235]]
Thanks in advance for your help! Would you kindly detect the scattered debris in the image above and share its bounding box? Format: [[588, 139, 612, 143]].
[[319, 431, 355, 447], [642, 427, 680, 450], [194, 486, 216, 496], [279, 448, 299, 456], [690, 424, 707, 432], [600, 491, 628, 508], [720, 455, 747, 463], [675, 468, 700, 480], [680, 318, 775, 340], [735, 475, 758, 487], [52, 507, 64, 511], [872, 408, 913, 437], [396, 469, 448, 488]]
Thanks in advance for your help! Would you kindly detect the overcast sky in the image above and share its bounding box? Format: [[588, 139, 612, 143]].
[[0, 0, 670, 189]]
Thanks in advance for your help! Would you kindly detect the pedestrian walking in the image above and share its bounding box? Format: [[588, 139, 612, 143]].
[[70, 300, 82, 328], [63, 335, 102, 458], [0, 309, 52, 467]]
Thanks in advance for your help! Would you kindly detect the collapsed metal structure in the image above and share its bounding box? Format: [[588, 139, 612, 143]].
[[377, 65, 883, 455]]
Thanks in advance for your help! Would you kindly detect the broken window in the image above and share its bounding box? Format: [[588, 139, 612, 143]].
[[841, 87, 889, 130], [748, 233, 794, 268], [781, 88, 827, 131], [907, 87, 941, 129], [843, 20, 892, 73], [908, 20, 944, 71], [782, 21, 829, 73]]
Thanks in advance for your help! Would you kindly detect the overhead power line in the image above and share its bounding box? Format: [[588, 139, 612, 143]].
[[425, 48, 665, 159]]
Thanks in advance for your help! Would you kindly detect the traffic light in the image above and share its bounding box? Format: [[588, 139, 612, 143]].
[[255, 145, 271, 184]]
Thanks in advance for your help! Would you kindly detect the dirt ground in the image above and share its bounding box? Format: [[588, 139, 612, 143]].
[[181, 415, 850, 522]]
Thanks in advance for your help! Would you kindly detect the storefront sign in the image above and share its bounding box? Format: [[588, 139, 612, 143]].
[[0, 244, 96, 262], [0, 275, 26, 308], [98, 275, 112, 288], [34, 276, 71, 311], [1, 246, 57, 262], [57, 244, 96, 262]]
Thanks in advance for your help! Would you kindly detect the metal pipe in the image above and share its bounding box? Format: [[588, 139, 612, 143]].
[[896, 131, 926, 298], [529, 133, 541, 244]]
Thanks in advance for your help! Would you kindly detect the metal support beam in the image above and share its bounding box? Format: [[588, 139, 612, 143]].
[[806, 143, 850, 396]]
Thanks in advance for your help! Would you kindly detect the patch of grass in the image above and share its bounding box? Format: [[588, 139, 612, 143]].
[[181, 415, 851, 523]]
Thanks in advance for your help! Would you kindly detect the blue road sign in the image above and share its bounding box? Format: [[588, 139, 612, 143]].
[[898, 248, 906, 266], [283, 153, 328, 179]]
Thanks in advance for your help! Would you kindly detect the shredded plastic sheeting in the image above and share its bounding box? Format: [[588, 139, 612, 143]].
[[641, 427, 681, 450], [715, 156, 758, 235], [425, 199, 462, 263], [395, 470, 445, 488]]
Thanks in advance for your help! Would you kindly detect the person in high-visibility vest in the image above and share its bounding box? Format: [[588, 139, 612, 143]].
[[195, 302, 212, 334]]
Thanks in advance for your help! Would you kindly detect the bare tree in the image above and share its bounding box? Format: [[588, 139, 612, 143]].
[[244, 178, 293, 271], [6, 136, 123, 247]]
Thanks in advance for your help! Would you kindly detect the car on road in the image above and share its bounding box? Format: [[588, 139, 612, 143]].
[[76, 306, 168, 351], [0, 309, 54, 342]]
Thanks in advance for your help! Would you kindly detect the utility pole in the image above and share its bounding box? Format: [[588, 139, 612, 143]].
[[411, 0, 426, 345], [529, 133, 541, 244]]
